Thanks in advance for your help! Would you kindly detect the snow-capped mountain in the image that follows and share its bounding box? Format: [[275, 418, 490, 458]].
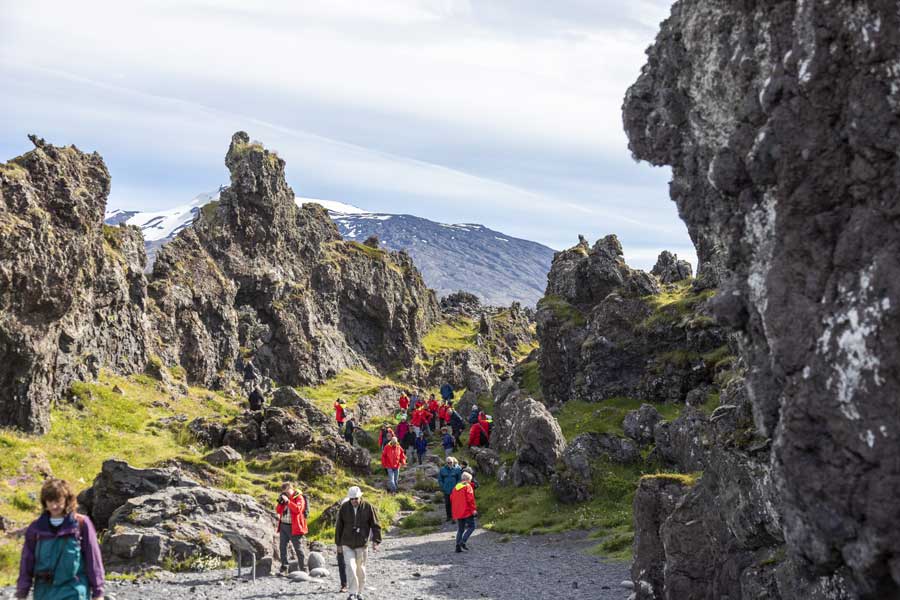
[[105, 191, 554, 306]]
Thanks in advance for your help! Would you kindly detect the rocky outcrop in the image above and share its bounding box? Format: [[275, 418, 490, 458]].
[[624, 0, 900, 595], [0, 136, 154, 432], [631, 476, 691, 599], [491, 383, 565, 486], [623, 404, 662, 447], [650, 251, 692, 284], [536, 234, 728, 404], [103, 485, 275, 573], [77, 459, 198, 530], [149, 132, 439, 389], [551, 432, 641, 504]]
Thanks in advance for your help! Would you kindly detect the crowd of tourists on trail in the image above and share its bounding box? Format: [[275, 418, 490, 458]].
[[14, 383, 484, 600]]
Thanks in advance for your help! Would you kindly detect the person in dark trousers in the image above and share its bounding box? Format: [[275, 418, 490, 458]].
[[440, 382, 454, 401], [335, 496, 349, 593], [414, 431, 428, 465], [275, 482, 309, 574], [450, 472, 477, 552], [401, 421, 416, 454], [437, 456, 462, 522], [449, 408, 466, 448], [335, 486, 382, 600], [343, 413, 356, 445], [16, 478, 105, 600], [248, 386, 265, 411], [441, 427, 455, 457], [334, 398, 347, 433]]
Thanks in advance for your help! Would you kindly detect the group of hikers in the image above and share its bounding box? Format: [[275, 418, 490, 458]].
[[15, 383, 485, 600]]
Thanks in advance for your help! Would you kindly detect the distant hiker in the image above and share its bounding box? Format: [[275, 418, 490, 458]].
[[398, 392, 410, 413], [248, 386, 265, 411], [401, 420, 416, 454], [460, 461, 479, 489], [334, 398, 347, 433], [410, 406, 429, 436], [438, 457, 462, 522], [449, 408, 466, 447], [450, 472, 477, 552], [468, 420, 489, 448], [275, 482, 309, 574], [440, 382, 454, 401], [441, 428, 455, 457], [468, 404, 480, 425], [412, 392, 424, 410], [335, 486, 382, 600], [426, 394, 440, 433], [16, 478, 105, 600], [414, 431, 428, 465], [478, 411, 492, 439], [395, 417, 410, 448], [343, 413, 357, 445], [427, 394, 439, 414], [378, 424, 395, 450], [381, 438, 406, 494], [437, 401, 450, 428]]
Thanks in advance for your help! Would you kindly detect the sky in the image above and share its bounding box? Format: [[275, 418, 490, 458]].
[[0, 0, 694, 271]]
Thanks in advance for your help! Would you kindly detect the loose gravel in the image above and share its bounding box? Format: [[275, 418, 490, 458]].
[[73, 524, 631, 600]]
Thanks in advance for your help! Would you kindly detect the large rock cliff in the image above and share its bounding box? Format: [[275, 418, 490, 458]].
[[0, 136, 153, 433], [149, 132, 439, 388], [536, 235, 727, 405], [0, 132, 440, 433], [624, 1, 900, 596]]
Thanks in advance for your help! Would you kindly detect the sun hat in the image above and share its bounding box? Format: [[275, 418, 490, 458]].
[[347, 486, 363, 499]]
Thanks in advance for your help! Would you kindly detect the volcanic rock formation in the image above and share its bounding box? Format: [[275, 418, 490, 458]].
[[624, 0, 899, 596]]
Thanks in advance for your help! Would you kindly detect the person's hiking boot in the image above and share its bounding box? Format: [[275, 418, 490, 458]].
[[461, 543, 470, 551], [455, 544, 463, 553]]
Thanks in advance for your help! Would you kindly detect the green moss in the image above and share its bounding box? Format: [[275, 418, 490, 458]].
[[640, 280, 716, 329], [640, 472, 701, 487], [555, 398, 682, 442], [537, 295, 586, 327], [518, 360, 543, 402], [101, 224, 125, 251], [199, 200, 220, 221], [296, 369, 397, 415], [421, 318, 478, 355], [0, 161, 28, 180]]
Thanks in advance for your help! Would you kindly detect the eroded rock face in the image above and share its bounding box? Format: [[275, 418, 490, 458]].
[[149, 131, 439, 389], [77, 459, 198, 530], [103, 485, 275, 572], [651, 251, 692, 284], [624, 0, 900, 595], [0, 137, 154, 432], [537, 235, 727, 404]]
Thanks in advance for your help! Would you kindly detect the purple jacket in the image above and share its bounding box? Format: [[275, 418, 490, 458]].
[[16, 512, 105, 599]]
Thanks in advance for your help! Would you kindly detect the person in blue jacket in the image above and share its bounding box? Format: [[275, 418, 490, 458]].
[[414, 431, 428, 465], [437, 457, 462, 522], [440, 382, 454, 401]]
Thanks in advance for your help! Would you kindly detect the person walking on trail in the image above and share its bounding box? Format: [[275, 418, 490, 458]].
[[335, 398, 348, 433], [380, 438, 406, 494], [414, 430, 428, 465], [343, 412, 357, 445], [335, 486, 382, 600], [248, 386, 265, 411], [468, 404, 480, 425], [398, 392, 410, 413], [450, 472, 478, 553], [449, 407, 466, 448], [441, 427, 455, 457], [335, 496, 350, 594], [395, 417, 410, 448], [460, 461, 480, 489], [468, 419, 490, 448], [437, 401, 451, 429], [275, 482, 309, 574], [16, 478, 106, 600], [378, 424, 395, 450], [410, 406, 429, 436], [438, 457, 462, 522], [440, 382, 454, 402], [427, 394, 440, 434], [412, 392, 424, 410], [401, 418, 416, 454]]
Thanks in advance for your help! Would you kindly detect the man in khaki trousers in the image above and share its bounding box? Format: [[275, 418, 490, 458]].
[[334, 486, 382, 600]]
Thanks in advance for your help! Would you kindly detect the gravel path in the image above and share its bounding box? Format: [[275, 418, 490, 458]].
[[86, 524, 630, 600]]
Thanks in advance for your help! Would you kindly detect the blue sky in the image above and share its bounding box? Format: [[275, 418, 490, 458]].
[[0, 0, 694, 270]]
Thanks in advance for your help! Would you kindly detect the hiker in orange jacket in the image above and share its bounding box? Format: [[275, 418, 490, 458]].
[[381, 438, 407, 493], [450, 471, 477, 552], [275, 482, 309, 574]]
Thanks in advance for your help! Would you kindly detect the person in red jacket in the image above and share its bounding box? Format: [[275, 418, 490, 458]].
[[398, 392, 410, 413], [468, 420, 490, 447], [334, 398, 347, 433], [381, 438, 407, 493], [437, 402, 451, 426], [413, 392, 425, 410], [450, 472, 477, 552], [426, 394, 440, 433], [410, 406, 428, 435], [275, 482, 309, 574]]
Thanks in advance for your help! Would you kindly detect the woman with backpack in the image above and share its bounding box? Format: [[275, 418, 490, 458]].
[[16, 478, 106, 600]]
